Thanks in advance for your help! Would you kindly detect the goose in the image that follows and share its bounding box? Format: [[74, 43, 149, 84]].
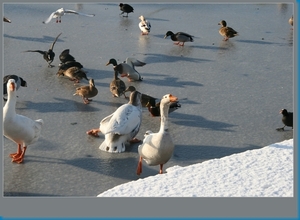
[[3, 79, 44, 163], [106, 58, 145, 81], [73, 78, 98, 104], [119, 3, 134, 17], [86, 90, 142, 153], [110, 70, 127, 98], [218, 20, 238, 41], [164, 31, 194, 46], [124, 85, 157, 107], [3, 17, 11, 23], [139, 15, 151, 35], [23, 32, 62, 67], [56, 66, 88, 83], [146, 97, 181, 117], [276, 109, 293, 131], [3, 75, 27, 101], [42, 8, 95, 24], [136, 94, 178, 175]]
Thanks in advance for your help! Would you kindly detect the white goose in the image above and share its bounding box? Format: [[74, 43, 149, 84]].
[[3, 79, 44, 163], [86, 90, 142, 153], [139, 15, 151, 35], [136, 94, 178, 175], [43, 8, 95, 24]]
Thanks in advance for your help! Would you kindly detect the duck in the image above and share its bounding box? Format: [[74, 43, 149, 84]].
[[23, 32, 62, 67], [119, 3, 134, 17], [289, 16, 293, 29], [86, 90, 142, 153], [58, 61, 83, 70], [146, 95, 181, 117], [3, 79, 44, 163], [124, 85, 157, 107], [164, 31, 194, 46], [218, 20, 238, 41], [73, 78, 98, 104], [106, 58, 145, 81], [3, 17, 11, 23], [3, 75, 27, 101], [276, 109, 293, 131], [59, 49, 76, 63], [56, 66, 89, 83], [110, 70, 127, 98], [42, 8, 95, 24], [139, 15, 151, 35], [136, 94, 178, 175]]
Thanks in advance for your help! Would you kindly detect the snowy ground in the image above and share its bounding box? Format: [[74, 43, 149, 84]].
[[98, 139, 293, 197]]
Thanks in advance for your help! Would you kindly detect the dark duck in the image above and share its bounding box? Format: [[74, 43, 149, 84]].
[[277, 109, 293, 131], [23, 33, 62, 67], [119, 3, 134, 17]]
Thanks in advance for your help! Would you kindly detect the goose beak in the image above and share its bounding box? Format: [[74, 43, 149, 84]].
[[9, 82, 15, 91], [169, 94, 178, 102]]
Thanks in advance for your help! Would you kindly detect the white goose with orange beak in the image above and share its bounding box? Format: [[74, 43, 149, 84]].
[[3, 79, 44, 163]]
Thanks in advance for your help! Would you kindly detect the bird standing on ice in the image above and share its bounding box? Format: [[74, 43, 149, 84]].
[[139, 15, 151, 35], [3, 79, 44, 163], [42, 8, 95, 24]]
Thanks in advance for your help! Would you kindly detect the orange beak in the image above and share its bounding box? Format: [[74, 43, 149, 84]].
[[169, 94, 178, 102], [9, 82, 15, 91]]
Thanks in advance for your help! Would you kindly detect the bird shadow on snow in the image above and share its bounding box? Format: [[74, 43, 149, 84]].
[[142, 76, 203, 88], [3, 34, 64, 44]]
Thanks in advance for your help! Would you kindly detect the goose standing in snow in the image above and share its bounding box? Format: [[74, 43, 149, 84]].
[[42, 8, 95, 24], [3, 79, 44, 163], [136, 94, 178, 175], [86, 90, 142, 153], [139, 15, 151, 35], [106, 58, 145, 81], [3, 75, 27, 101], [23, 32, 62, 67], [164, 31, 194, 46]]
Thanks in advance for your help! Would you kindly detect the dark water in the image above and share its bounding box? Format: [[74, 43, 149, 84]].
[[2, 3, 293, 196]]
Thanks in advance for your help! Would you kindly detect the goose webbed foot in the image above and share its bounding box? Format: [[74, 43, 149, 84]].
[[86, 128, 100, 137]]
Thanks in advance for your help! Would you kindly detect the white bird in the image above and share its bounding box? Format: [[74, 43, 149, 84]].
[[86, 90, 142, 153], [42, 8, 95, 24], [139, 15, 151, 35], [3, 79, 44, 163], [136, 94, 178, 175]]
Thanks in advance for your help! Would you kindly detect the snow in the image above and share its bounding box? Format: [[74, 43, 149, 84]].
[[98, 139, 293, 197]]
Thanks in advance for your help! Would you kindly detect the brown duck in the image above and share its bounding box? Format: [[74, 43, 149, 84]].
[[218, 20, 238, 41], [73, 78, 98, 104], [56, 66, 88, 83]]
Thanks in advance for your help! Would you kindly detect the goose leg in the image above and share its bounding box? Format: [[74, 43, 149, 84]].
[[12, 146, 27, 163], [86, 128, 100, 137], [10, 144, 22, 158], [136, 156, 143, 175], [129, 138, 141, 143], [159, 164, 164, 174]]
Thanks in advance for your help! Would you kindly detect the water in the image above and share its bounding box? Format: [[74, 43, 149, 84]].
[[2, 3, 293, 196]]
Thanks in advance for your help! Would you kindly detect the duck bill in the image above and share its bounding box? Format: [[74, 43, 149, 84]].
[[169, 95, 178, 102], [164, 35, 168, 39], [105, 62, 110, 66]]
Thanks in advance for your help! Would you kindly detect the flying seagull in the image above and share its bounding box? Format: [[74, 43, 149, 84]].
[[23, 33, 62, 67], [43, 8, 95, 24]]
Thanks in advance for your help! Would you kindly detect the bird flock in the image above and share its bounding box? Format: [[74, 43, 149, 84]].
[[3, 4, 294, 175]]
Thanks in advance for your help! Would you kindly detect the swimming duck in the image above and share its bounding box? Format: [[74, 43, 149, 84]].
[[42, 8, 95, 24], [56, 66, 89, 83], [289, 16, 293, 28], [23, 32, 62, 67], [3, 17, 11, 23], [59, 49, 76, 63], [139, 15, 151, 35], [119, 3, 134, 17], [110, 70, 127, 98], [86, 90, 142, 153], [146, 96, 181, 117], [106, 58, 145, 81], [124, 85, 157, 107], [73, 78, 98, 104], [218, 20, 238, 41], [3, 75, 27, 101], [136, 94, 178, 175], [3, 79, 44, 163], [164, 31, 194, 46], [276, 109, 293, 131]]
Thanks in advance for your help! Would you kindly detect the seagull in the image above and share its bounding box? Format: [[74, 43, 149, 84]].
[[23, 33, 62, 67], [42, 8, 95, 24]]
